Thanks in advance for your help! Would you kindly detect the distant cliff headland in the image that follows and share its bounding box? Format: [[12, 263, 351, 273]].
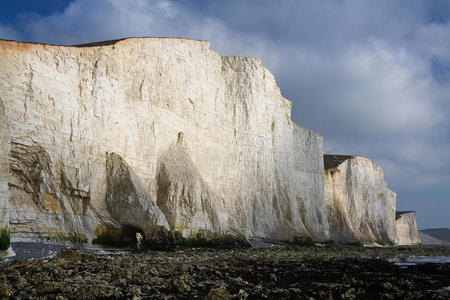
[[420, 228, 450, 245], [0, 38, 420, 253]]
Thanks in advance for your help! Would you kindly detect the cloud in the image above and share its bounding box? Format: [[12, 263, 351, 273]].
[[20, 0, 279, 66], [0, 24, 19, 40], [3, 0, 450, 192]]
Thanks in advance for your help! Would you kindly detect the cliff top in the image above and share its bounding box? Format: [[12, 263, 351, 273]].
[[0, 36, 209, 48], [323, 155, 353, 169], [396, 211, 416, 219], [0, 37, 324, 137]]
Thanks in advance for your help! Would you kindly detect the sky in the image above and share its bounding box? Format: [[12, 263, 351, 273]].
[[0, 0, 449, 229]]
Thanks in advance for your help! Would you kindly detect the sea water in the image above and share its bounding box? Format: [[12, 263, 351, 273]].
[[1, 242, 132, 262], [388, 256, 450, 266]]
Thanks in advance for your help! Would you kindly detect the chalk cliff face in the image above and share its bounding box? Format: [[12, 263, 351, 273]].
[[323, 155, 396, 244], [395, 211, 421, 245], [0, 38, 328, 242], [0, 100, 10, 251]]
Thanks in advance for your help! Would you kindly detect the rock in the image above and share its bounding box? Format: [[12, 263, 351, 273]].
[[167, 274, 192, 294], [1, 247, 450, 298], [111, 269, 132, 282], [323, 155, 396, 245], [13, 275, 28, 290], [395, 211, 421, 245], [128, 285, 142, 296], [57, 249, 97, 261], [236, 289, 249, 300], [0, 276, 13, 297], [205, 286, 231, 300], [229, 277, 244, 285], [0, 38, 328, 243], [73, 282, 119, 299]]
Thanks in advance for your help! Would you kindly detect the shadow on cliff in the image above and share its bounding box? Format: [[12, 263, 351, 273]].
[[105, 152, 169, 239], [9, 141, 100, 242], [155, 133, 222, 234]]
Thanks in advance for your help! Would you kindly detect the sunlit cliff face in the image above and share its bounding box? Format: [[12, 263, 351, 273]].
[[395, 212, 421, 245], [0, 38, 328, 244], [324, 156, 396, 245]]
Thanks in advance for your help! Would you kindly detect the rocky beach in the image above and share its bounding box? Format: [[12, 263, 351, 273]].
[[1, 243, 449, 299]]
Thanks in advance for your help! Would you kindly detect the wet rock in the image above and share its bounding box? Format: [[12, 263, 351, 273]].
[[13, 275, 27, 290], [205, 285, 231, 300], [235, 289, 249, 300], [0, 246, 448, 299], [168, 274, 193, 294], [73, 282, 120, 299], [229, 277, 244, 286], [0, 277, 13, 297], [57, 249, 97, 262], [128, 285, 142, 296], [111, 269, 132, 281]]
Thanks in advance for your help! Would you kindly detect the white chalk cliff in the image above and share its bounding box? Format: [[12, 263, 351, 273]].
[[323, 155, 396, 244], [395, 211, 421, 245], [0, 99, 10, 248], [0, 38, 329, 243]]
